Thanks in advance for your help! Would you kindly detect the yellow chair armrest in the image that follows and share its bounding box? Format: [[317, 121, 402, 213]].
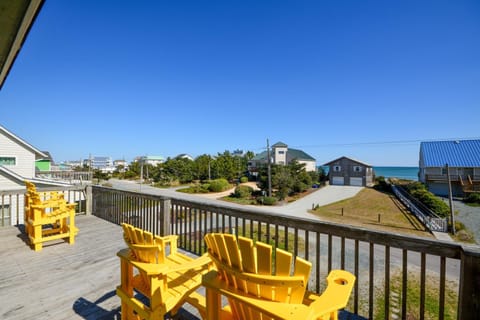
[[165, 253, 211, 273], [118, 249, 211, 276], [303, 269, 356, 317]]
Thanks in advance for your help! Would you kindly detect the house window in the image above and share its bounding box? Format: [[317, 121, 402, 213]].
[[441, 168, 447, 175], [1, 205, 10, 225], [0, 157, 16, 166], [353, 166, 362, 172], [333, 166, 341, 172], [278, 151, 285, 154]]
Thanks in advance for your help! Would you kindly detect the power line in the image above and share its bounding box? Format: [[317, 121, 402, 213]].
[[250, 136, 480, 151]]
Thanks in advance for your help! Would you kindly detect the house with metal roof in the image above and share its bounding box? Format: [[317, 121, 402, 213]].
[[323, 156, 374, 187], [247, 142, 316, 176], [419, 139, 480, 196]]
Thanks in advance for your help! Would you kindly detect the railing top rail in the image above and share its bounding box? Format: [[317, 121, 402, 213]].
[[92, 185, 169, 201], [1, 185, 87, 196]]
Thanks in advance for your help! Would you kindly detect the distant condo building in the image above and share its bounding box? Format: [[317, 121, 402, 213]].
[[86, 156, 115, 173]]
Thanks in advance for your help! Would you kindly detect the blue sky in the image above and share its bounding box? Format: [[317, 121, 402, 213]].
[[1, 0, 479, 166]]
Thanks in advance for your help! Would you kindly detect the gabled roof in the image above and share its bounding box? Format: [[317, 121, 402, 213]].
[[0, 0, 44, 89], [0, 125, 47, 159], [272, 141, 288, 148], [252, 148, 315, 162], [286, 148, 315, 161], [420, 140, 480, 167], [323, 156, 372, 167]]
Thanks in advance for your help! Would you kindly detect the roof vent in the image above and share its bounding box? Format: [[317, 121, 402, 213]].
[[455, 140, 460, 144]]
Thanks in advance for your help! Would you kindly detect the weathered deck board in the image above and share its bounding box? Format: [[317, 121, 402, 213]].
[[0, 215, 125, 320]]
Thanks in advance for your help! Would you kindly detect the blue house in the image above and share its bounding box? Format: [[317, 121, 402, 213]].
[[419, 139, 480, 196]]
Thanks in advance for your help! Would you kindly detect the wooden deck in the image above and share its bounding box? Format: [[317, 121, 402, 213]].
[[0, 215, 364, 320], [0, 215, 200, 320]]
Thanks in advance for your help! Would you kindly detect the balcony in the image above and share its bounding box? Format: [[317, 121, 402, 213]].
[[1, 185, 479, 319]]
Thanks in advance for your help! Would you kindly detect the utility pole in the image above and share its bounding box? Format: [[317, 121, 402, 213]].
[[446, 163, 456, 234], [208, 155, 211, 181], [267, 139, 272, 197]]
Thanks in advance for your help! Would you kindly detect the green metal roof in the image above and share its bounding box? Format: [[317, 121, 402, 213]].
[[252, 148, 315, 162]]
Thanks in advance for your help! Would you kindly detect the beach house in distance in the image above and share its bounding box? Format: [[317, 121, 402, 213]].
[[247, 142, 316, 177], [419, 139, 480, 196], [323, 156, 374, 187]]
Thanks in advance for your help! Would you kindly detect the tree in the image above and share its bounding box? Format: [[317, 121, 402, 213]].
[[193, 154, 212, 181], [257, 160, 313, 200], [213, 151, 237, 181]]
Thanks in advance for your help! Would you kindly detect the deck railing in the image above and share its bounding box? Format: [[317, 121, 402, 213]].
[[91, 186, 480, 319], [392, 185, 448, 232], [0, 185, 90, 226], [35, 170, 93, 184]]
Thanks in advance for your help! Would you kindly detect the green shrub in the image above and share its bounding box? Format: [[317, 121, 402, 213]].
[[208, 178, 230, 192], [233, 185, 253, 198], [240, 176, 248, 183], [374, 176, 391, 192], [256, 196, 277, 205], [405, 183, 450, 217], [465, 193, 480, 204]]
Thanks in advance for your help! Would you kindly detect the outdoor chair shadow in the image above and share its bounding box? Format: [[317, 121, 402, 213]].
[[73, 290, 120, 320]]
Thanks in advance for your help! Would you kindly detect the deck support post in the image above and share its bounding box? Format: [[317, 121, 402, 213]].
[[159, 198, 171, 236], [458, 246, 480, 320]]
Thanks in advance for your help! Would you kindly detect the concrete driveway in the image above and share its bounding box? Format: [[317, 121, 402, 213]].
[[265, 185, 363, 219]]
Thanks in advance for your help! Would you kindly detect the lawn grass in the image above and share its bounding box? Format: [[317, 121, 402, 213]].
[[374, 270, 458, 319], [310, 188, 433, 238]]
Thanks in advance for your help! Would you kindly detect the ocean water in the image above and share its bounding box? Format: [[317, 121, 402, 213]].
[[373, 166, 419, 181], [319, 166, 419, 181]]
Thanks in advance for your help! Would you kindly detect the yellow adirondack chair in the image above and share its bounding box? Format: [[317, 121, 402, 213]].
[[116, 223, 213, 320], [203, 233, 355, 320], [24, 181, 77, 251]]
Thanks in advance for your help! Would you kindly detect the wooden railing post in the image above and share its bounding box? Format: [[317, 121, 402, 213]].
[[159, 198, 171, 236], [458, 246, 480, 320], [85, 185, 92, 216]]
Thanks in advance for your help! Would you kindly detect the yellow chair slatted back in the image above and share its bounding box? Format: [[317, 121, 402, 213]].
[[205, 233, 311, 304], [203, 233, 356, 320], [122, 223, 166, 265]]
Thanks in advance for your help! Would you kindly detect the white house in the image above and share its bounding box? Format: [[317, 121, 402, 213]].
[[0, 125, 51, 190], [248, 142, 317, 176]]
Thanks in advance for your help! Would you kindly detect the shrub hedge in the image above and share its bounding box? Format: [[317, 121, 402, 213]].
[[233, 185, 253, 198], [404, 182, 450, 217], [465, 193, 480, 204], [208, 178, 230, 192]]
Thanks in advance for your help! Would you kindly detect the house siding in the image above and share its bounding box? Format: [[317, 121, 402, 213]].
[[0, 175, 23, 190], [0, 133, 36, 179], [325, 157, 374, 187]]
